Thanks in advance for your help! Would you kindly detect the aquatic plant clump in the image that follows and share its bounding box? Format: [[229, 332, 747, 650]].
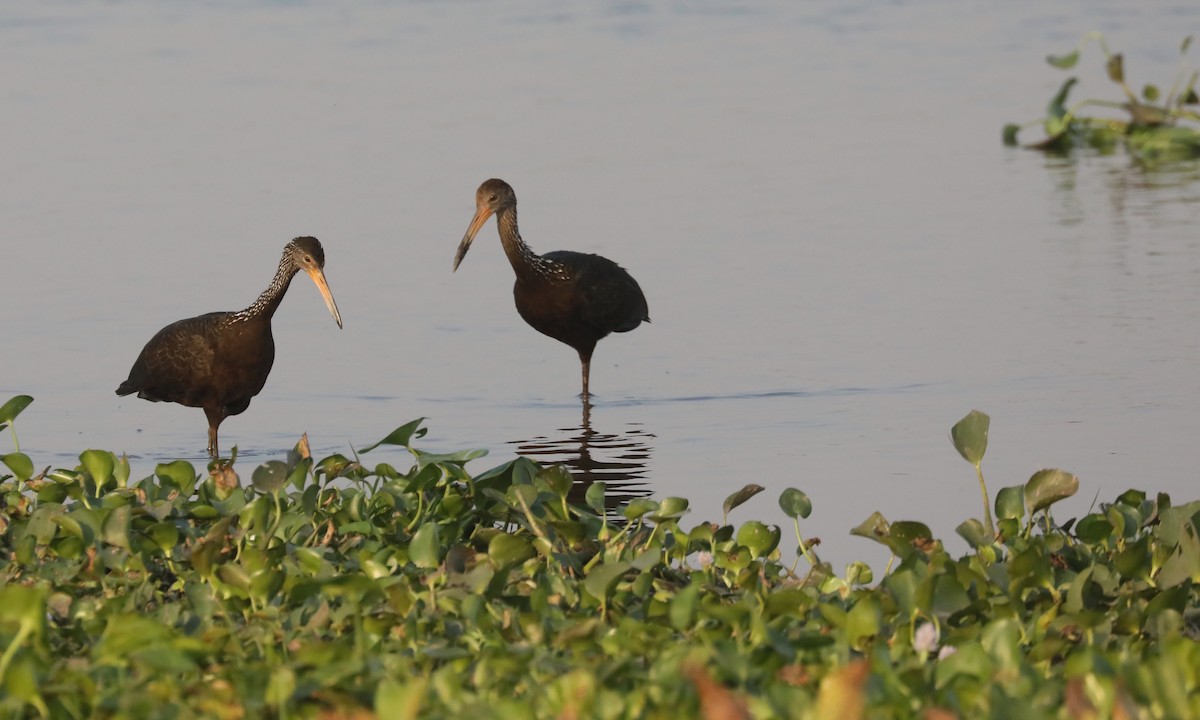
[[1004, 33, 1200, 165], [0, 398, 1198, 718]]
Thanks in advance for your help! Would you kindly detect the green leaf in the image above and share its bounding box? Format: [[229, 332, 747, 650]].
[[584, 561, 632, 601], [81, 449, 115, 491], [535, 465, 573, 498], [376, 677, 428, 720], [778, 488, 812, 519], [651, 497, 690, 521], [1047, 77, 1079, 120], [156, 460, 197, 492], [669, 581, 700, 630], [723, 484, 765, 516], [956, 518, 989, 548], [1074, 514, 1114, 543], [845, 596, 881, 648], [101, 505, 132, 551], [737, 521, 780, 558], [1046, 50, 1080, 69], [1024, 469, 1079, 515], [585, 482, 607, 515], [1106, 53, 1124, 84], [1, 452, 34, 480], [147, 522, 180, 554], [622, 498, 658, 521], [850, 511, 890, 545], [409, 522, 442, 569], [950, 410, 989, 466], [488, 533, 535, 569], [1142, 83, 1160, 102], [251, 461, 289, 493], [995, 486, 1025, 520], [1002, 123, 1021, 146], [358, 418, 428, 453], [891, 521, 932, 546], [0, 395, 33, 424]]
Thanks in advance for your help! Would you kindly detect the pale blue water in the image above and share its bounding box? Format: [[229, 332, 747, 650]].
[[3, 0, 1199, 571]]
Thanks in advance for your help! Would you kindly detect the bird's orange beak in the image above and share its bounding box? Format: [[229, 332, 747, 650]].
[[453, 205, 494, 271], [303, 266, 343, 329]]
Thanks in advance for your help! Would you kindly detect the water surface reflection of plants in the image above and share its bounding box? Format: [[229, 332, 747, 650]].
[[1, 397, 1197, 718]]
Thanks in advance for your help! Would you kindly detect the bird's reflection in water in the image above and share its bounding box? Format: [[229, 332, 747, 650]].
[[510, 403, 654, 516]]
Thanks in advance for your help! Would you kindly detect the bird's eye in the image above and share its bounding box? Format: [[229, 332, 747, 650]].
[[304, 255, 313, 263], [488, 194, 497, 202]]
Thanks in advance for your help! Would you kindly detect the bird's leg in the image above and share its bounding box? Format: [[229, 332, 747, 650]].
[[204, 407, 223, 458], [579, 349, 593, 402]]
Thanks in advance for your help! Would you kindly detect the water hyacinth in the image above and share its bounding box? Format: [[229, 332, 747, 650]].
[[0, 398, 1198, 718]]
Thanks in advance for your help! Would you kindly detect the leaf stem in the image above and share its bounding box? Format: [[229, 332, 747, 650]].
[[975, 463, 995, 537]]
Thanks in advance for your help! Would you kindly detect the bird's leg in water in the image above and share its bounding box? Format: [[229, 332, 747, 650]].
[[204, 407, 223, 458], [579, 348, 593, 401]]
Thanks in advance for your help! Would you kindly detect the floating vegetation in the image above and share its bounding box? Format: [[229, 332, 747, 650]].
[[1, 397, 1198, 717], [1004, 33, 1200, 165]]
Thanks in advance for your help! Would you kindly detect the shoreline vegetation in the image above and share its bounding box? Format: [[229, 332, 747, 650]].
[[1, 396, 1198, 718]]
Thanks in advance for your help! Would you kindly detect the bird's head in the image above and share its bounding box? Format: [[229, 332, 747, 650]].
[[454, 178, 517, 271], [288, 236, 343, 329]]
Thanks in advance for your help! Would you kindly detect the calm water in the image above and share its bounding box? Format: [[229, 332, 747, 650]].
[[4, 1, 1199, 570]]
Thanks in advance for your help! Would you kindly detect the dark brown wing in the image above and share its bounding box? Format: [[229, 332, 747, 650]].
[[548, 251, 649, 336], [116, 312, 226, 407]]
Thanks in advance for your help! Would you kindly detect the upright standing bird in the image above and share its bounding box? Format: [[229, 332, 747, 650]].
[[116, 236, 342, 457], [454, 179, 649, 400]]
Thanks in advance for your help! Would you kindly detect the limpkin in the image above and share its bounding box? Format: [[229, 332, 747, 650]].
[[453, 179, 649, 400], [116, 236, 342, 457]]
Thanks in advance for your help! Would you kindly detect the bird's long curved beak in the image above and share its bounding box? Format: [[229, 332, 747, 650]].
[[453, 206, 494, 271], [304, 266, 343, 329]]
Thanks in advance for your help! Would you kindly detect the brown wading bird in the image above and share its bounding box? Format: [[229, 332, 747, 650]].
[[116, 236, 342, 457], [454, 178, 649, 400]]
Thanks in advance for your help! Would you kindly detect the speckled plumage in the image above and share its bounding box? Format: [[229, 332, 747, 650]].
[[454, 179, 649, 399], [117, 236, 342, 457]]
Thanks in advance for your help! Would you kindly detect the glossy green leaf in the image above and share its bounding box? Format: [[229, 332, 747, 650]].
[[622, 498, 658, 521], [736, 521, 780, 558], [101, 505, 131, 551], [652, 496, 689, 521], [251, 460, 289, 493], [0, 395, 33, 424], [995, 485, 1025, 520], [358, 418, 428, 453], [488, 533, 535, 569], [1024, 469, 1079, 515], [950, 410, 989, 466], [956, 518, 989, 548], [81, 449, 114, 491], [778, 488, 812, 519], [584, 482, 607, 516], [155, 460, 197, 492], [850, 511, 890, 545], [535, 465, 573, 498], [409, 522, 442, 569], [1, 452, 33, 480], [1075, 514, 1114, 543], [584, 561, 631, 601]]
